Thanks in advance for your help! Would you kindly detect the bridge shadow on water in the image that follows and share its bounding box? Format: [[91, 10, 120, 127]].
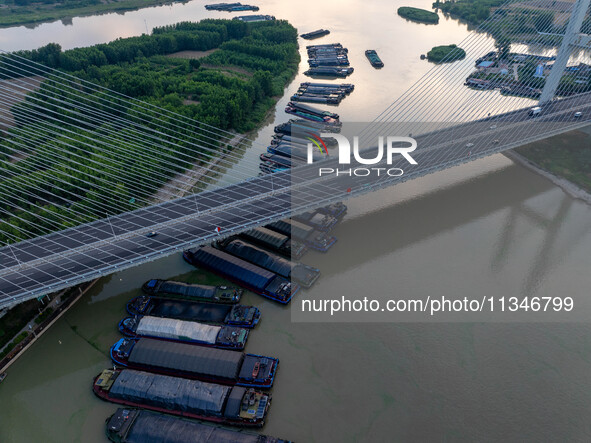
[[303, 159, 591, 297]]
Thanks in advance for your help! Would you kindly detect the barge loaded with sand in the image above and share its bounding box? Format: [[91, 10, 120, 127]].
[[94, 369, 270, 427], [127, 296, 260, 328]]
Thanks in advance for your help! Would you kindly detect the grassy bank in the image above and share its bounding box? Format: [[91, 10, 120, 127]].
[[0, 0, 188, 28], [427, 44, 466, 63], [397, 6, 439, 24], [516, 129, 591, 194]]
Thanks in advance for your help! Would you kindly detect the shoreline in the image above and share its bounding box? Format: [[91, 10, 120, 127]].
[[0, 279, 98, 373], [504, 150, 591, 205], [0, 0, 189, 29]]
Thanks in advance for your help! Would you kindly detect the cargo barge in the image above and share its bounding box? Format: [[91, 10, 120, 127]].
[[267, 143, 327, 162], [300, 29, 330, 39], [106, 408, 291, 443], [271, 134, 336, 148], [308, 58, 350, 67], [274, 120, 340, 136], [365, 50, 384, 68], [318, 202, 347, 219], [94, 369, 270, 427], [259, 163, 289, 174], [301, 82, 354, 93], [110, 337, 278, 388], [304, 67, 354, 78], [217, 239, 320, 288], [267, 219, 336, 252], [290, 93, 341, 105], [238, 227, 308, 259], [306, 43, 346, 50], [118, 316, 249, 350], [142, 279, 242, 303], [285, 101, 340, 125], [259, 153, 298, 168], [233, 15, 275, 22], [205, 3, 259, 11], [127, 296, 260, 328], [183, 246, 299, 304], [293, 210, 339, 232]]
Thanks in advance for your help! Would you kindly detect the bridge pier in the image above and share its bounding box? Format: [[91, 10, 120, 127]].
[[539, 0, 591, 104]]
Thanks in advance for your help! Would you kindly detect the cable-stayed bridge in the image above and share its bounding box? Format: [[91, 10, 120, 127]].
[[1, 0, 591, 308]]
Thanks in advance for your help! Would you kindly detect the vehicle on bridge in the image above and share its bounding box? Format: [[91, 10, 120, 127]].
[[118, 315, 249, 350], [529, 106, 542, 116], [110, 337, 279, 388]]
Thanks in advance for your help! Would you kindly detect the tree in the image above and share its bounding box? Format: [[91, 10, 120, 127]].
[[495, 35, 511, 60]]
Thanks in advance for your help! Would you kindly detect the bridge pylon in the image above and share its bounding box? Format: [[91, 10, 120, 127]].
[[539, 0, 591, 103]]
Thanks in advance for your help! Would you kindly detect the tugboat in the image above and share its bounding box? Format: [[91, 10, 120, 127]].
[[301, 29, 330, 40], [365, 50, 384, 68]]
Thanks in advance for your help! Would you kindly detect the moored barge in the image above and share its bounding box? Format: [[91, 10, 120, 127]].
[[106, 408, 291, 443], [183, 246, 299, 304], [110, 337, 278, 388], [293, 210, 339, 232], [127, 296, 260, 328], [118, 316, 249, 350], [238, 227, 308, 259], [267, 219, 337, 252], [233, 14, 275, 22], [142, 279, 242, 303], [304, 66, 354, 78], [217, 239, 320, 288], [285, 101, 340, 125], [267, 143, 326, 162], [94, 369, 270, 427], [300, 29, 330, 39], [318, 202, 347, 219]]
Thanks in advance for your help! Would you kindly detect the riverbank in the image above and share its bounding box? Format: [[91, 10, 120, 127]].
[[0, 0, 188, 28], [509, 127, 591, 204], [0, 279, 97, 373], [505, 150, 591, 205]]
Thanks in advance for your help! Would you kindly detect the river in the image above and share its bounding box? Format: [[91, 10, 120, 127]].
[[2, 1, 591, 442]]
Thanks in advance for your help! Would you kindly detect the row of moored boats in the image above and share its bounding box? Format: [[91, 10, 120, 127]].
[[99, 24, 364, 443], [96, 207, 347, 441]]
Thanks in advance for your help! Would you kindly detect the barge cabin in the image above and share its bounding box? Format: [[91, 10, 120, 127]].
[[293, 210, 339, 232]]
